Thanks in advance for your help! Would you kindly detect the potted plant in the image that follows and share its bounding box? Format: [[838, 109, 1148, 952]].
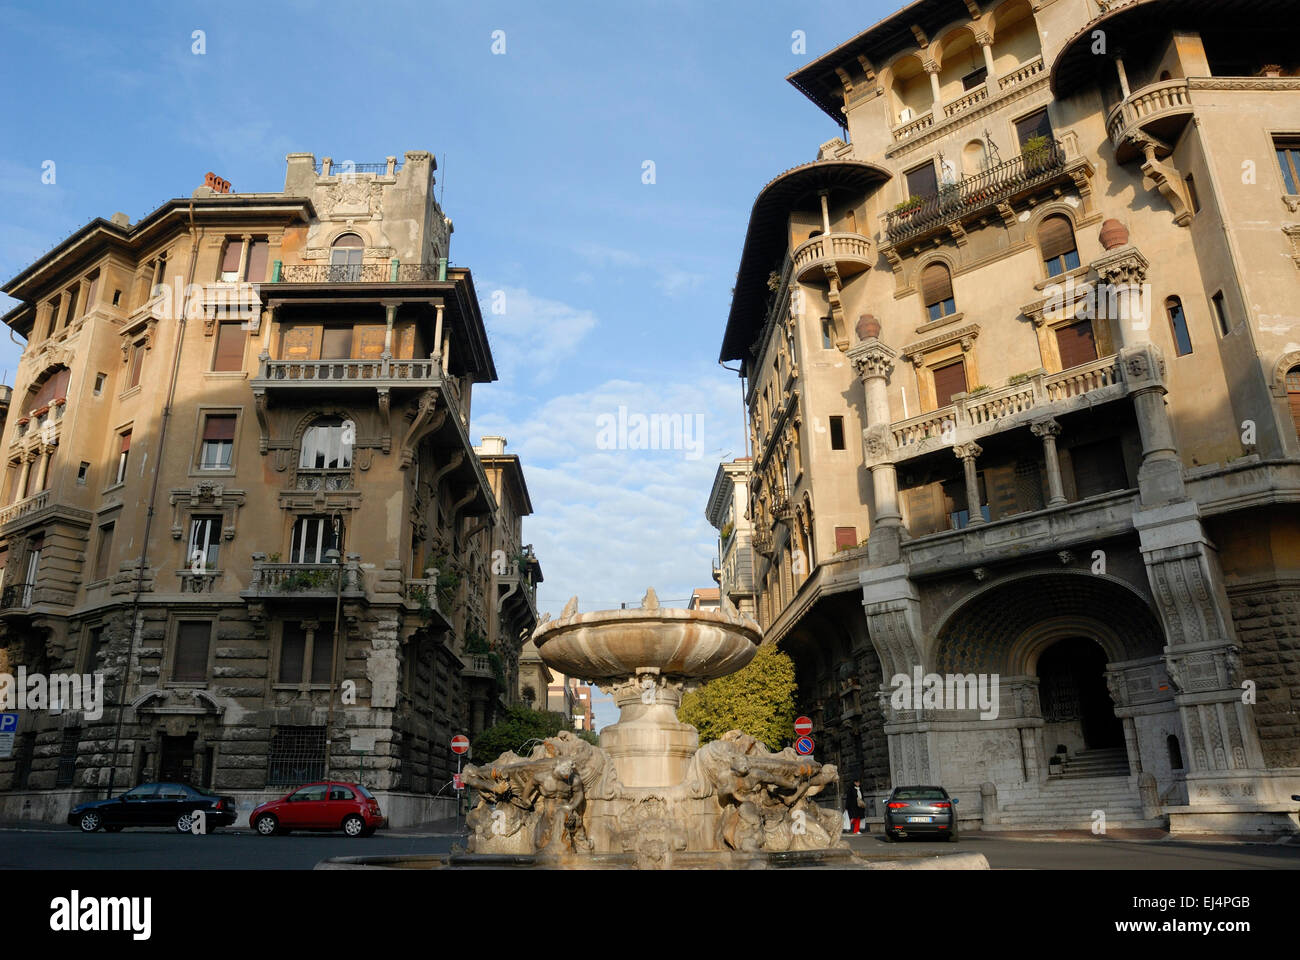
[[1021, 134, 1051, 170], [893, 195, 924, 217]]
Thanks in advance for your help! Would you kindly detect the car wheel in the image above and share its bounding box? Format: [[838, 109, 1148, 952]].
[[254, 814, 279, 837], [175, 813, 196, 834], [78, 812, 103, 833], [342, 815, 366, 838]]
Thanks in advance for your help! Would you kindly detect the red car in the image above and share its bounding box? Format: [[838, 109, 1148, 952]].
[[249, 781, 384, 837]]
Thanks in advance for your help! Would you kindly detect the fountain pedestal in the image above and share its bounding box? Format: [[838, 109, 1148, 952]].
[[599, 671, 697, 788]]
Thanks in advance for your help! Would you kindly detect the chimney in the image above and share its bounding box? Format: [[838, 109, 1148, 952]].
[[110, 212, 130, 228], [478, 436, 507, 455]]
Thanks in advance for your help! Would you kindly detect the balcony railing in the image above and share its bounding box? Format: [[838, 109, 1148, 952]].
[[0, 582, 33, 610], [998, 56, 1045, 91], [274, 262, 442, 284], [1106, 79, 1193, 153], [944, 83, 990, 118], [244, 558, 364, 599], [885, 140, 1067, 244], [258, 357, 439, 383], [0, 490, 50, 527], [890, 354, 1125, 456], [891, 57, 1045, 145], [791, 232, 873, 283], [313, 159, 402, 176]]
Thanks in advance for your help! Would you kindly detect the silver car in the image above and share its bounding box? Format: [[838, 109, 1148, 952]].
[[883, 785, 958, 842]]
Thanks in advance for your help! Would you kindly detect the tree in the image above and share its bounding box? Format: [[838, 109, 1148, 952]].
[[678, 644, 797, 751], [470, 704, 597, 762]]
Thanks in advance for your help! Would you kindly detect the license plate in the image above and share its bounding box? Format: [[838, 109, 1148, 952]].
[[907, 816, 933, 823]]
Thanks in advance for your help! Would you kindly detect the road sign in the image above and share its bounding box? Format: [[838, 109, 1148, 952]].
[[794, 716, 813, 736], [453, 773, 464, 790], [450, 734, 470, 755], [0, 713, 16, 760], [795, 736, 814, 756]]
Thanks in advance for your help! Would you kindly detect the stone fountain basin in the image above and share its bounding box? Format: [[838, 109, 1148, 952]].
[[533, 607, 760, 681]]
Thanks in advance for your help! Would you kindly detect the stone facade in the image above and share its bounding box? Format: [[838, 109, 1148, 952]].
[[0, 151, 540, 827], [718, 0, 1300, 834]]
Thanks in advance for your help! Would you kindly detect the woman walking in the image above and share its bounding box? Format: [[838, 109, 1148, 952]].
[[844, 778, 865, 834]]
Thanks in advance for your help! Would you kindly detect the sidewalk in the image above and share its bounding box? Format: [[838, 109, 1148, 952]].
[[844, 826, 1299, 847]]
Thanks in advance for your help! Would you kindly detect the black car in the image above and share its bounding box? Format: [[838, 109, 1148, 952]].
[[68, 782, 238, 834], [883, 785, 959, 841]]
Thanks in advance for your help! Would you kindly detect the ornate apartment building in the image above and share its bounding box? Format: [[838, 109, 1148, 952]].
[[0, 150, 542, 826], [707, 458, 758, 618], [719, 0, 1300, 834]]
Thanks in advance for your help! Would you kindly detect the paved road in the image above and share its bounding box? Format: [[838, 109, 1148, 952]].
[[2, 826, 1297, 869]]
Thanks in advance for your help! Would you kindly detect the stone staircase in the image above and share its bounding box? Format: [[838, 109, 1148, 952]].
[[1048, 747, 1131, 780], [985, 755, 1165, 829]]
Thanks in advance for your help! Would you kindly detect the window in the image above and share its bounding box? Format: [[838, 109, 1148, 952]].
[[1276, 137, 1300, 194], [23, 536, 42, 606], [329, 233, 365, 281], [1015, 109, 1053, 148], [299, 419, 352, 470], [55, 727, 80, 787], [111, 289, 122, 307], [821, 318, 834, 349], [245, 239, 269, 283], [1039, 215, 1080, 277], [1184, 174, 1200, 214], [25, 367, 70, 415], [92, 522, 115, 582], [833, 526, 857, 551], [218, 240, 242, 283], [173, 621, 211, 682], [290, 515, 343, 564], [932, 359, 968, 407], [905, 161, 939, 200], [1211, 291, 1230, 336], [321, 326, 353, 360], [267, 726, 327, 785], [1285, 364, 1300, 440], [1055, 320, 1098, 369], [115, 431, 131, 485], [829, 416, 846, 450], [921, 263, 956, 321], [199, 414, 236, 470], [128, 339, 145, 388], [213, 321, 247, 372], [187, 516, 221, 572], [961, 66, 988, 90], [93, 372, 106, 396], [82, 625, 107, 675], [76, 462, 89, 485], [278, 622, 334, 684], [1165, 297, 1193, 356]]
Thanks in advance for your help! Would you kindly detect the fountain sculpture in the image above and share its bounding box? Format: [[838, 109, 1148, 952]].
[[455, 589, 852, 869]]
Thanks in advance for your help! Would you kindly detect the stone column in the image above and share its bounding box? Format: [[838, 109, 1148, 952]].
[[1030, 417, 1067, 505], [15, 455, 32, 501], [432, 301, 445, 363], [954, 442, 985, 525], [1115, 56, 1132, 98], [925, 60, 943, 111], [33, 446, 52, 492], [1094, 245, 1150, 349], [976, 31, 997, 85], [848, 337, 904, 563]]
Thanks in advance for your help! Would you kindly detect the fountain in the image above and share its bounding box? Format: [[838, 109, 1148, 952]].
[[452, 589, 854, 869]]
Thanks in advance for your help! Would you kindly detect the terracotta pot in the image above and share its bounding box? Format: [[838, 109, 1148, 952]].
[[1098, 218, 1129, 250], [856, 315, 881, 340]]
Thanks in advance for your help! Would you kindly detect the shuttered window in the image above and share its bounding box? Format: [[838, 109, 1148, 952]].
[[219, 241, 242, 282], [921, 263, 956, 320], [200, 415, 236, 470], [932, 360, 968, 407], [245, 240, 269, 283], [173, 621, 211, 682], [1055, 320, 1097, 369], [1039, 215, 1080, 276], [1286, 366, 1300, 440], [213, 321, 247, 371], [116, 431, 131, 485]]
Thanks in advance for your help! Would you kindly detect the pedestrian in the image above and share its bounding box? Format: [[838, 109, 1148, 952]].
[[844, 778, 865, 834]]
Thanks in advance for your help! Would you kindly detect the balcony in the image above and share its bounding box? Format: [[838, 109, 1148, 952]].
[[885, 140, 1070, 246], [0, 490, 50, 529], [255, 356, 440, 390], [272, 262, 443, 284], [1106, 79, 1194, 163], [791, 232, 873, 283], [886, 354, 1127, 463], [242, 556, 366, 602], [890, 56, 1046, 147], [0, 582, 33, 611]]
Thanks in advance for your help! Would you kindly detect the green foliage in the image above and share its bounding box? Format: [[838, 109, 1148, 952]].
[[720, 520, 734, 540], [893, 195, 924, 214], [471, 704, 579, 762], [677, 644, 798, 751], [279, 569, 334, 591], [1021, 134, 1050, 157]]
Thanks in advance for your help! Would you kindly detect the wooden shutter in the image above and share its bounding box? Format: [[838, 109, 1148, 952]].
[[1055, 320, 1097, 369], [219, 241, 242, 276], [1039, 215, 1076, 262], [245, 241, 269, 282], [279, 623, 306, 683], [920, 263, 953, 307], [356, 325, 386, 359], [1286, 367, 1300, 440], [280, 324, 319, 361], [120, 431, 131, 453], [396, 322, 416, 359], [203, 415, 236, 441], [905, 162, 938, 198], [174, 621, 210, 682], [932, 360, 967, 406], [213, 322, 247, 371]]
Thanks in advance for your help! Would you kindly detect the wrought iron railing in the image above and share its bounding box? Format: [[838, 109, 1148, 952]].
[[275, 261, 442, 283], [885, 139, 1067, 243], [1, 583, 33, 610]]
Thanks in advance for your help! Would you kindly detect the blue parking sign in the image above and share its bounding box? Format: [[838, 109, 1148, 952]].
[[0, 713, 17, 733]]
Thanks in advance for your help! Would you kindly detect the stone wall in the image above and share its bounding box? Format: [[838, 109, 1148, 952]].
[[1230, 583, 1300, 768]]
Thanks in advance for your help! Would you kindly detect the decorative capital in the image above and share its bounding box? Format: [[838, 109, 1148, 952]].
[[847, 340, 897, 382], [1030, 417, 1062, 439], [953, 441, 982, 461], [1092, 246, 1150, 286]]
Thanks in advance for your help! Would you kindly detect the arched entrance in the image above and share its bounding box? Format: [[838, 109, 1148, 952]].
[[1036, 636, 1124, 754]]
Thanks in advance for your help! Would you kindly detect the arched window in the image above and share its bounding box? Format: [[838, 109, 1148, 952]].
[[1166, 734, 1183, 770], [1286, 363, 1300, 441], [1165, 297, 1193, 356], [921, 262, 956, 321], [1039, 215, 1080, 277], [329, 233, 364, 281], [298, 417, 353, 471]]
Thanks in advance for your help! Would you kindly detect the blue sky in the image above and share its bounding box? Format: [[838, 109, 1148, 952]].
[[0, 0, 899, 727]]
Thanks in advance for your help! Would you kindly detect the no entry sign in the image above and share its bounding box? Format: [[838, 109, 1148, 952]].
[[794, 716, 813, 736], [795, 736, 815, 756], [450, 735, 470, 755]]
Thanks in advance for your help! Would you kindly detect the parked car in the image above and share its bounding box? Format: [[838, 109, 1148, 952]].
[[882, 785, 959, 841], [249, 781, 384, 837], [68, 782, 238, 834]]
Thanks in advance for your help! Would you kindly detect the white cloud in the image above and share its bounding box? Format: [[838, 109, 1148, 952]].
[[479, 284, 598, 384]]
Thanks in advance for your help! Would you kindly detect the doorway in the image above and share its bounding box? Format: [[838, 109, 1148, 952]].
[[1037, 637, 1124, 751], [159, 734, 196, 783]]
